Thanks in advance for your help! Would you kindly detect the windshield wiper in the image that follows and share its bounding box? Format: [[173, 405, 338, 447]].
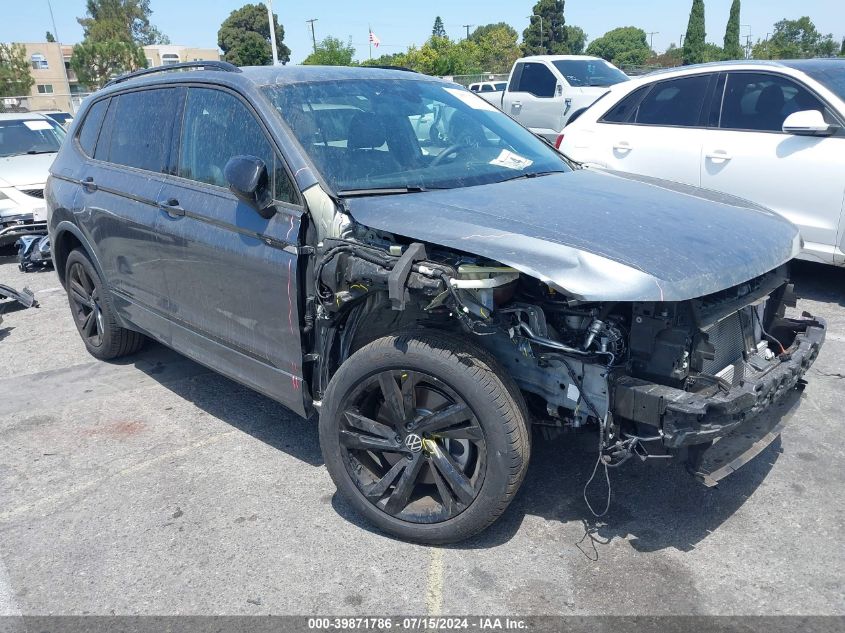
[[26, 150, 58, 155], [496, 171, 563, 184], [338, 186, 430, 197]]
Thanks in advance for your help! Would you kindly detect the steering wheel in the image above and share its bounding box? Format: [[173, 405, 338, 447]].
[[430, 143, 469, 167]]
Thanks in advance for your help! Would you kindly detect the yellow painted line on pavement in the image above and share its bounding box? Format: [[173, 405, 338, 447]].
[[425, 546, 444, 616]]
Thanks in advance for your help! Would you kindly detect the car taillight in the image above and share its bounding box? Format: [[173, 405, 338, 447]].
[[554, 134, 564, 149]]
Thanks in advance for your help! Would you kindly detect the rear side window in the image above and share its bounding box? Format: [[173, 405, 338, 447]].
[[178, 87, 296, 203], [98, 88, 179, 172], [719, 72, 827, 132], [516, 62, 557, 98], [76, 98, 109, 157], [600, 85, 650, 123], [634, 75, 711, 127]]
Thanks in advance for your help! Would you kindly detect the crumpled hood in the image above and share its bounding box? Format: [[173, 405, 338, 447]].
[[344, 169, 801, 302], [0, 153, 55, 188]]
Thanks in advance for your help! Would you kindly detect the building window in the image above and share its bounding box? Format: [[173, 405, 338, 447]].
[[31, 54, 49, 70], [146, 58, 153, 67], [37, 84, 54, 94], [161, 53, 180, 65]]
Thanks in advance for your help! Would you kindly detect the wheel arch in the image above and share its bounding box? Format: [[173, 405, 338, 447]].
[[52, 221, 105, 288]]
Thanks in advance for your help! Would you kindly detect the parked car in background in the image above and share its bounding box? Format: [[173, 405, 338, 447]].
[[0, 112, 64, 247], [468, 81, 507, 106], [500, 55, 629, 141], [559, 59, 845, 266], [43, 111, 75, 128], [48, 63, 824, 544]]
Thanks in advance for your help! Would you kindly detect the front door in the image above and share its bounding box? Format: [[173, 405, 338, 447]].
[[155, 86, 307, 413], [505, 61, 563, 139], [700, 71, 845, 264]]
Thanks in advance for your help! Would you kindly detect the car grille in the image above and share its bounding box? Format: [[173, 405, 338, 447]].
[[701, 311, 747, 376], [17, 188, 45, 199]]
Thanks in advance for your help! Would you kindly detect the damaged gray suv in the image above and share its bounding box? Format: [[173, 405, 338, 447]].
[[47, 62, 825, 543]]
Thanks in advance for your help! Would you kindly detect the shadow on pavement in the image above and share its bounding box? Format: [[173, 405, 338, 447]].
[[791, 260, 845, 306]]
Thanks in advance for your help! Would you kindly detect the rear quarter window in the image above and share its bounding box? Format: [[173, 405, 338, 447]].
[[76, 98, 109, 157]]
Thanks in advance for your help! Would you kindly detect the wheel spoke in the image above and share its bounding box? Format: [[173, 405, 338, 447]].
[[77, 267, 93, 294], [437, 424, 484, 442], [82, 311, 97, 337], [344, 409, 396, 440], [69, 281, 92, 308], [414, 403, 471, 435], [362, 457, 407, 500], [428, 442, 476, 505], [378, 371, 406, 423], [400, 371, 419, 421], [339, 429, 402, 453], [429, 460, 459, 516], [384, 453, 424, 515]]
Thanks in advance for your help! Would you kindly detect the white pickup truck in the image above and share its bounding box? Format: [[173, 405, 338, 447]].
[[468, 81, 508, 106], [498, 55, 629, 142]]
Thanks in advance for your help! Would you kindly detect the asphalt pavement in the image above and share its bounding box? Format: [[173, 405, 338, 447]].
[[0, 249, 843, 616]]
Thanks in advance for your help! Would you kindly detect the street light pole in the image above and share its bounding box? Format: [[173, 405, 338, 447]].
[[265, 1, 279, 65], [46, 0, 74, 112]]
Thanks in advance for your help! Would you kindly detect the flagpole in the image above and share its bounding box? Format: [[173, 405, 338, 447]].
[[368, 24, 372, 60]]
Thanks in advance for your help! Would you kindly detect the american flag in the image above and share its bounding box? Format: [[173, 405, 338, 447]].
[[369, 30, 381, 48]]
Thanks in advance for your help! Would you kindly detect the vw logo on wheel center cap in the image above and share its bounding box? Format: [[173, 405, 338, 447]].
[[404, 433, 423, 453]]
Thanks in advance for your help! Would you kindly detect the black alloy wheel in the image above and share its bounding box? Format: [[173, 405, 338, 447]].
[[68, 260, 105, 348]]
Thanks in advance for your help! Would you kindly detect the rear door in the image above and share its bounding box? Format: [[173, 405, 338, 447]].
[[591, 73, 715, 187], [700, 71, 845, 264], [80, 87, 180, 332], [504, 61, 563, 139], [155, 85, 307, 413]]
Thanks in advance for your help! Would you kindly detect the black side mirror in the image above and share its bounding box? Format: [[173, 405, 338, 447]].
[[224, 155, 275, 219]]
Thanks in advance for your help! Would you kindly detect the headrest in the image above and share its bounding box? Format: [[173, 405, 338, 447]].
[[348, 111, 386, 150]]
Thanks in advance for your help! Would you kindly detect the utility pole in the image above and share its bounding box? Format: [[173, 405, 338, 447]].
[[306, 18, 318, 54], [647, 31, 659, 50], [46, 0, 73, 112], [462, 24, 474, 39], [265, 1, 279, 65], [741, 24, 752, 59]]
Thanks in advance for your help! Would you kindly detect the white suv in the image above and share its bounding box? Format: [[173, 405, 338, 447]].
[[0, 112, 66, 247], [559, 59, 845, 266]]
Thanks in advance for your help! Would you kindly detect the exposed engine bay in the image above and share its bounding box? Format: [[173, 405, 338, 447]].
[[305, 225, 824, 486]]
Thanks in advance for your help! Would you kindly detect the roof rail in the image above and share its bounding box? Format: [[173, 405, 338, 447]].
[[104, 60, 241, 88]]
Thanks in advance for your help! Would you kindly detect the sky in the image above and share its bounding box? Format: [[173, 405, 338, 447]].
[[1, 0, 842, 64]]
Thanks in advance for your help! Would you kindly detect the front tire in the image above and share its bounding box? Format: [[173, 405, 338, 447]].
[[65, 248, 145, 360], [320, 331, 530, 544]]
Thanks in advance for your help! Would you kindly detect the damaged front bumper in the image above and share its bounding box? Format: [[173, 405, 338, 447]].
[[0, 214, 47, 247], [613, 313, 825, 481]]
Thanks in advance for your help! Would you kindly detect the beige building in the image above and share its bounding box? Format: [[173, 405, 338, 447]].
[[4, 42, 219, 114]]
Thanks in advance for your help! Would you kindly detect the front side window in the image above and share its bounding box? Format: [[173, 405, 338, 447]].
[[600, 85, 650, 123], [178, 87, 295, 202], [634, 74, 711, 127], [719, 72, 827, 132], [77, 98, 109, 157], [98, 88, 178, 172], [551, 60, 629, 88], [263, 78, 569, 194], [516, 62, 557, 98], [0, 118, 65, 157]]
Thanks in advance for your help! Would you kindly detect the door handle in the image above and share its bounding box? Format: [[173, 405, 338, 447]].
[[613, 141, 632, 152], [705, 150, 732, 162], [158, 198, 185, 217], [81, 176, 97, 192]]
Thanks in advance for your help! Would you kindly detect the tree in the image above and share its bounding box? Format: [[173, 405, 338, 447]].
[[841, 37, 845, 56], [70, 40, 146, 88], [303, 36, 356, 66], [722, 0, 743, 60], [564, 25, 587, 54], [361, 52, 409, 68], [586, 27, 651, 67], [218, 3, 291, 66], [522, 0, 568, 56], [432, 16, 446, 39], [751, 17, 831, 59], [682, 0, 706, 64], [645, 43, 684, 68], [46, 31, 56, 43], [470, 24, 521, 73], [78, 0, 169, 45], [0, 43, 35, 98]]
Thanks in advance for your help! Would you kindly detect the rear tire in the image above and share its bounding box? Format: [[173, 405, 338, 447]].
[[320, 331, 530, 544], [65, 248, 145, 360]]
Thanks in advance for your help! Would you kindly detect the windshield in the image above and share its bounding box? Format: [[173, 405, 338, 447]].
[[262, 79, 569, 193], [552, 60, 629, 87], [0, 118, 66, 157], [797, 64, 845, 102]]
